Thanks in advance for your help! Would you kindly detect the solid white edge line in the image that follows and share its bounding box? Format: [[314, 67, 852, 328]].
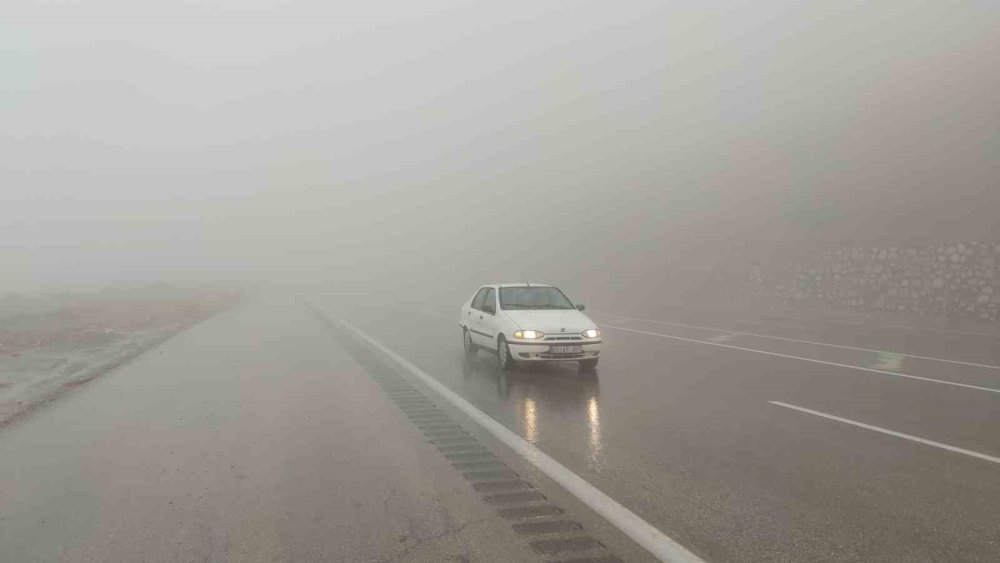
[[769, 401, 1000, 466], [600, 324, 1000, 394], [314, 305, 704, 563], [599, 314, 1000, 371], [878, 323, 1000, 339], [596, 309, 1000, 339]]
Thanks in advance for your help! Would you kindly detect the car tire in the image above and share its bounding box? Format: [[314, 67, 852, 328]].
[[497, 336, 515, 371], [579, 358, 599, 372], [463, 328, 477, 356]]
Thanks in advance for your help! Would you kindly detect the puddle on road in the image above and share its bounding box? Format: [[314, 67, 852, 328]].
[[871, 352, 905, 371]]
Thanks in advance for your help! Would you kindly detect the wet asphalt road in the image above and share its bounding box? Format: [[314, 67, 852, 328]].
[[0, 300, 549, 563], [3, 296, 1000, 562], [336, 300, 1000, 562]]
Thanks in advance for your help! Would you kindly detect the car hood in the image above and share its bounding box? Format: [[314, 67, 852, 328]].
[[501, 309, 596, 333]]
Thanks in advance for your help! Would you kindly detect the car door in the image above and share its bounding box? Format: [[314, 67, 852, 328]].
[[464, 288, 483, 326], [466, 288, 489, 345], [477, 287, 498, 350]]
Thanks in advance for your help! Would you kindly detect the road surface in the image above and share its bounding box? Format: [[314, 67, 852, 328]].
[[3, 295, 1000, 561]]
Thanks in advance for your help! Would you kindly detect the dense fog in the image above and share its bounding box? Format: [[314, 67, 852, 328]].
[[4, 0, 998, 306]]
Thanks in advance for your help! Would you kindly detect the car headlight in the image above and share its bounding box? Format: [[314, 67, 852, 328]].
[[581, 329, 600, 338], [513, 330, 545, 339]]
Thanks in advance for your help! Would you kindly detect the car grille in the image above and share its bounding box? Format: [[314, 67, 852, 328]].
[[543, 334, 583, 341]]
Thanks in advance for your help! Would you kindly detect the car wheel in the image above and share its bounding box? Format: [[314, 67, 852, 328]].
[[463, 328, 476, 355], [497, 336, 514, 371], [579, 358, 599, 372]]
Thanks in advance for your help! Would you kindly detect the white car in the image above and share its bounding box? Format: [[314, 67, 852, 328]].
[[459, 283, 602, 371]]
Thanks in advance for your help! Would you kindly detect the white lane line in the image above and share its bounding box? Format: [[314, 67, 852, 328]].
[[599, 314, 1000, 371], [755, 316, 1000, 339], [878, 323, 1000, 339], [314, 306, 704, 563], [600, 324, 1000, 395], [769, 401, 1000, 466], [766, 313, 1000, 338]]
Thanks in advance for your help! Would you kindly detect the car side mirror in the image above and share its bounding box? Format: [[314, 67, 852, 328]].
[[576, 304, 586, 311]]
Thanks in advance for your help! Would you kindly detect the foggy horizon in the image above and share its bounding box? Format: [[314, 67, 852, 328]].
[[4, 0, 999, 294], [5, 4, 1000, 561]]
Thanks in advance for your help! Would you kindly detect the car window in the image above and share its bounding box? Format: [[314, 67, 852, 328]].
[[482, 288, 496, 313], [499, 287, 574, 310], [471, 288, 489, 311]]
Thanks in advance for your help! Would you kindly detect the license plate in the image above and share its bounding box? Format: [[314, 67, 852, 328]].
[[550, 345, 582, 353]]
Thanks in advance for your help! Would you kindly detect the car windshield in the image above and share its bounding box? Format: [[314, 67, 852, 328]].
[[499, 287, 574, 310]]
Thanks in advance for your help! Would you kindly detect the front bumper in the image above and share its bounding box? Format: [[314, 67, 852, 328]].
[[508, 340, 602, 361]]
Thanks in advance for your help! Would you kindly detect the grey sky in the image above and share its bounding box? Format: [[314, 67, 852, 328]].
[[3, 0, 998, 292]]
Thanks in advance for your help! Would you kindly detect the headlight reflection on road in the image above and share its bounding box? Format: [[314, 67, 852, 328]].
[[587, 395, 604, 471], [521, 397, 539, 443]]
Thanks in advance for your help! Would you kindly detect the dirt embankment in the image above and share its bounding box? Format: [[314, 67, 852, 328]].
[[0, 287, 241, 428]]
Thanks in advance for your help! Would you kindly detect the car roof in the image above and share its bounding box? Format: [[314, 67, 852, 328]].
[[489, 282, 553, 288]]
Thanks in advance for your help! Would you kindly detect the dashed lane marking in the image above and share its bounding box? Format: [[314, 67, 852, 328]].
[[770, 401, 1000, 466]]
